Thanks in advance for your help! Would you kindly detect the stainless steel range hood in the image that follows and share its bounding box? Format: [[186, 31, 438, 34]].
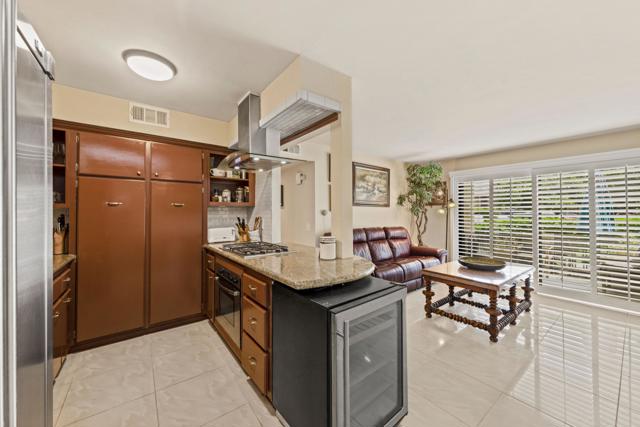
[[219, 93, 304, 171]]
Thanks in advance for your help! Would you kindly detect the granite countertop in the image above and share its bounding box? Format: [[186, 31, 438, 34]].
[[53, 254, 76, 276], [205, 243, 375, 290]]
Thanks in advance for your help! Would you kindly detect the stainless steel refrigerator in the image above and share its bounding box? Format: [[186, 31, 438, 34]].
[[1, 2, 55, 426]]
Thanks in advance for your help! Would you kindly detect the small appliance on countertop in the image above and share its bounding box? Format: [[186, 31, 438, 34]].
[[208, 227, 237, 243]]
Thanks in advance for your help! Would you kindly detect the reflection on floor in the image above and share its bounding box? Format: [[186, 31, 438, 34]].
[[54, 283, 640, 426]]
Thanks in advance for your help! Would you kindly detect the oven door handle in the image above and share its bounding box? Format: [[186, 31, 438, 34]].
[[217, 279, 240, 297]]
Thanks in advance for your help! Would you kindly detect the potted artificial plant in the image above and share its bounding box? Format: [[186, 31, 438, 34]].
[[397, 162, 444, 245]]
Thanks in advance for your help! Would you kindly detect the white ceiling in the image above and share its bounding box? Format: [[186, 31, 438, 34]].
[[20, 0, 640, 160]]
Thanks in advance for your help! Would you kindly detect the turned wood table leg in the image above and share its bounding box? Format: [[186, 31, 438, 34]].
[[522, 276, 533, 312], [509, 284, 517, 325], [485, 290, 500, 343], [448, 285, 455, 306], [424, 277, 434, 318]]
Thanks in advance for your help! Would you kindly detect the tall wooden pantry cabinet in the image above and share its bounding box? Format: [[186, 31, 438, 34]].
[[75, 131, 204, 345]]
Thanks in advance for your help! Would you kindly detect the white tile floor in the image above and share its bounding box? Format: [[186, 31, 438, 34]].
[[54, 283, 640, 426]]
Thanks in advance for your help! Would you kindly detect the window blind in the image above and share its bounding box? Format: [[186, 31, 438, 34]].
[[456, 176, 532, 263], [457, 179, 491, 258], [537, 170, 591, 292], [491, 176, 533, 264], [595, 165, 640, 302]]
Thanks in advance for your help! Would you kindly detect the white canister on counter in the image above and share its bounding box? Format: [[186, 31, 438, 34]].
[[319, 236, 337, 260]]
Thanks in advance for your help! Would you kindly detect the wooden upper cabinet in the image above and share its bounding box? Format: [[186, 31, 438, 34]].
[[150, 143, 202, 183], [78, 132, 146, 179]]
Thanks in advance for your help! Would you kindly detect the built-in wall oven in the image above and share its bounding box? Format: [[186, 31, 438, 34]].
[[214, 265, 242, 353], [273, 276, 407, 427]]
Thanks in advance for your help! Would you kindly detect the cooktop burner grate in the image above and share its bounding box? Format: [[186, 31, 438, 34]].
[[222, 242, 290, 258]]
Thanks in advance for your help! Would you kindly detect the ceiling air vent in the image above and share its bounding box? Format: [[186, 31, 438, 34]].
[[129, 102, 170, 128]]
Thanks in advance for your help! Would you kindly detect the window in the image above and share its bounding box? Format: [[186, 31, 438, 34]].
[[453, 153, 640, 305], [456, 176, 532, 263], [595, 165, 640, 301], [457, 180, 490, 258], [537, 170, 591, 292]]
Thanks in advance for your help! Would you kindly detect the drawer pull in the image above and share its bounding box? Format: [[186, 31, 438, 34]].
[[248, 357, 257, 368], [248, 285, 257, 293], [207, 259, 213, 264], [53, 312, 60, 319], [154, 171, 159, 177], [171, 202, 185, 208], [63, 297, 72, 304], [249, 317, 258, 328], [136, 170, 142, 176], [106, 201, 123, 207], [63, 277, 71, 283]]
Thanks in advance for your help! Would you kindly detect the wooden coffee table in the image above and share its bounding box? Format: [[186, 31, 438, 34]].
[[422, 261, 535, 343]]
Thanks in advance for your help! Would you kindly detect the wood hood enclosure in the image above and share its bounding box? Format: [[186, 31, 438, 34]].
[[54, 120, 243, 349]]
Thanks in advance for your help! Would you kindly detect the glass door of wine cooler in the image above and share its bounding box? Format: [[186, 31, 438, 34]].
[[332, 289, 407, 427]]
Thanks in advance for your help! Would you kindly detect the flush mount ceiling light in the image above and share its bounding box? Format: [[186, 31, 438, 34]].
[[122, 49, 177, 81]]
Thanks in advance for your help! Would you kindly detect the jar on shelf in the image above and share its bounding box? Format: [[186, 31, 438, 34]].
[[235, 187, 244, 203], [221, 189, 231, 202]]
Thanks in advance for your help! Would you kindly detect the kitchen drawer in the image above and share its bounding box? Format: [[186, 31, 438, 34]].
[[243, 273, 269, 308], [205, 252, 215, 272], [53, 268, 72, 302], [242, 296, 268, 349], [150, 142, 202, 182], [53, 289, 72, 360], [242, 332, 268, 395], [78, 132, 146, 179]]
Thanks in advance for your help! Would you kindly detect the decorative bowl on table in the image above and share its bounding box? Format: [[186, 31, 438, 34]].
[[459, 256, 506, 272]]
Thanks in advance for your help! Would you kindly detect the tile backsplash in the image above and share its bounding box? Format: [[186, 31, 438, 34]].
[[207, 206, 250, 229]]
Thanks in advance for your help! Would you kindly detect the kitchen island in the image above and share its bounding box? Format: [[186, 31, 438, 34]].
[[205, 242, 375, 289], [204, 242, 407, 427]]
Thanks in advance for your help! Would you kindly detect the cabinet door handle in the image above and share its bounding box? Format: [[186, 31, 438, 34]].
[[136, 170, 142, 176], [63, 277, 71, 283], [53, 312, 60, 319], [106, 201, 123, 207], [154, 171, 159, 177], [63, 297, 72, 304], [249, 317, 258, 328], [248, 357, 257, 368], [170, 202, 185, 208]]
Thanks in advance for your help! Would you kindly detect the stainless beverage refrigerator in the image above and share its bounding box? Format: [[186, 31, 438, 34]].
[[273, 276, 408, 427], [1, 3, 55, 426]]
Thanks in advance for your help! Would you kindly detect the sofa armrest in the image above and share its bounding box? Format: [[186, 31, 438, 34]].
[[410, 245, 448, 264]]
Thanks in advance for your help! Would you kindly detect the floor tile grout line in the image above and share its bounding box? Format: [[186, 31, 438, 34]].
[[614, 326, 628, 427], [196, 402, 248, 427], [473, 392, 504, 427], [154, 364, 231, 392], [53, 378, 73, 427], [150, 354, 161, 427], [405, 385, 474, 427], [56, 392, 156, 427], [506, 393, 570, 427]]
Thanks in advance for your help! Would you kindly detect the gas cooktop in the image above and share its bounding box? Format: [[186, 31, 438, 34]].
[[222, 242, 290, 258]]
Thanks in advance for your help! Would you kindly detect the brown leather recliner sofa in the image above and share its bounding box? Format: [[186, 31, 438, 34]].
[[353, 226, 448, 291]]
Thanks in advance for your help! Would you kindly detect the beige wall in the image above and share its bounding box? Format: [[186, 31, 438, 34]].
[[281, 161, 316, 246], [52, 84, 230, 146], [425, 127, 640, 253], [352, 151, 412, 234]]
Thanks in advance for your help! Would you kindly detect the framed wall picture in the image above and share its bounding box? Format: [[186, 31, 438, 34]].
[[352, 162, 391, 207]]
